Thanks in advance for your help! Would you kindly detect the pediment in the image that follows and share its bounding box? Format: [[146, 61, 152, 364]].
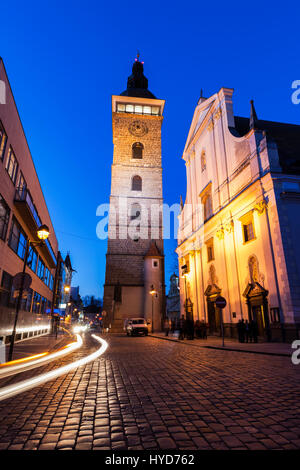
[[243, 282, 268, 298], [204, 283, 221, 297]]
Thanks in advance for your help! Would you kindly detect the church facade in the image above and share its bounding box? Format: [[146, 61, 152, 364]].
[[176, 87, 300, 341], [102, 58, 165, 332]]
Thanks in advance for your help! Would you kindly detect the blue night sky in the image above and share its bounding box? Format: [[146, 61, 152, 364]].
[[1, 0, 299, 298]]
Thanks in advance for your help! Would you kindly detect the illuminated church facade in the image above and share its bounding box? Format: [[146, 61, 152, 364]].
[[176, 88, 300, 341]]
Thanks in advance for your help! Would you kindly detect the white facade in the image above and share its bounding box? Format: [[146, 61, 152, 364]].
[[176, 88, 300, 341]]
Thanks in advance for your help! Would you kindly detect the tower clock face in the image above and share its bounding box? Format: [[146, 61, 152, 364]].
[[128, 120, 148, 137]]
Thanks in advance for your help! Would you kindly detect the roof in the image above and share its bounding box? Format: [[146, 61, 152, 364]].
[[233, 116, 300, 174], [144, 241, 162, 257], [120, 59, 156, 99]]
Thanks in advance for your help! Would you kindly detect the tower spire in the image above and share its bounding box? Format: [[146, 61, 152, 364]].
[[250, 99, 258, 130]]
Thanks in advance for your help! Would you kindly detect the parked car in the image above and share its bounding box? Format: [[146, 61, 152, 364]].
[[124, 318, 149, 336]]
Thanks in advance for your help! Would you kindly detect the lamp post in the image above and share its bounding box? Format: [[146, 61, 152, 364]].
[[8, 224, 50, 362], [149, 284, 157, 333]]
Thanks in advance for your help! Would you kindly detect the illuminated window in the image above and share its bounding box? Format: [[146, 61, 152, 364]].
[[143, 106, 151, 114], [134, 105, 143, 114], [0, 121, 7, 161], [152, 106, 159, 115], [5, 147, 18, 184], [132, 142, 143, 159], [125, 104, 134, 113], [132, 175, 142, 191], [117, 103, 125, 112]]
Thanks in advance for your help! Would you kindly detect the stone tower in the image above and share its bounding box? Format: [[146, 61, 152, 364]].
[[102, 57, 165, 332]]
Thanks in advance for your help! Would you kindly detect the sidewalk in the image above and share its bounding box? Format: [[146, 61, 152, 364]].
[[2, 330, 72, 363], [149, 332, 293, 357]]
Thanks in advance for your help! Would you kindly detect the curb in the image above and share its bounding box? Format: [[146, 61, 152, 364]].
[[148, 334, 291, 358]]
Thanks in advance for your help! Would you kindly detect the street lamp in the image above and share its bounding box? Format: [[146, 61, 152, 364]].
[[8, 224, 50, 361], [149, 284, 157, 333], [64, 285, 70, 293]]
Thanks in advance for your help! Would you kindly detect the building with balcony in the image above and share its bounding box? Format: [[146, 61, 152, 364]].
[[176, 88, 300, 342], [0, 57, 58, 343]]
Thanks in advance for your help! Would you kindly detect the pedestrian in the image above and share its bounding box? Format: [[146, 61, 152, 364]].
[[178, 315, 186, 340], [164, 317, 170, 336], [245, 320, 250, 343]]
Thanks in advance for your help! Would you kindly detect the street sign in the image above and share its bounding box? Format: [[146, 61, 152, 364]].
[[12, 272, 32, 290], [215, 296, 227, 309]]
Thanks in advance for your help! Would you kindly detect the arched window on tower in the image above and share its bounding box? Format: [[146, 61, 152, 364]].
[[132, 142, 144, 159], [132, 175, 142, 191]]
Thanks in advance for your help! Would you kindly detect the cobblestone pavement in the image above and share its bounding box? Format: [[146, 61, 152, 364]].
[[0, 333, 299, 450]]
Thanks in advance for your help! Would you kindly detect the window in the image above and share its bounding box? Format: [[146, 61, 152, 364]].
[[5, 147, 18, 184], [203, 194, 212, 221], [25, 288, 33, 312], [49, 275, 54, 291], [243, 222, 255, 242], [27, 246, 38, 273], [152, 259, 159, 268], [270, 307, 280, 323], [0, 194, 10, 241], [116, 103, 160, 116], [44, 267, 50, 286], [132, 175, 142, 191], [8, 217, 27, 259], [0, 271, 13, 307], [240, 211, 256, 243], [132, 142, 143, 159], [32, 291, 41, 313], [37, 258, 45, 280], [0, 121, 7, 161], [201, 151, 206, 172], [206, 239, 214, 262], [17, 172, 26, 198]]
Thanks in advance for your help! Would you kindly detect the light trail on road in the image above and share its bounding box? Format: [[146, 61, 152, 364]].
[[0, 335, 108, 402], [0, 334, 83, 378]]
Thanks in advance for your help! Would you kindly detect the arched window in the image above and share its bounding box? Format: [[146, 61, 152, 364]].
[[132, 175, 142, 191], [132, 142, 144, 159], [201, 150, 206, 172], [130, 203, 141, 220]]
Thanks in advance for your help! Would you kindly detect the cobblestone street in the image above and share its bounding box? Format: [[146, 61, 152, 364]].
[[0, 334, 299, 450]]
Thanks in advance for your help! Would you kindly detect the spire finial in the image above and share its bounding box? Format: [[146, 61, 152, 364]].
[[200, 88, 203, 98], [250, 99, 258, 130], [136, 50, 140, 61]]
